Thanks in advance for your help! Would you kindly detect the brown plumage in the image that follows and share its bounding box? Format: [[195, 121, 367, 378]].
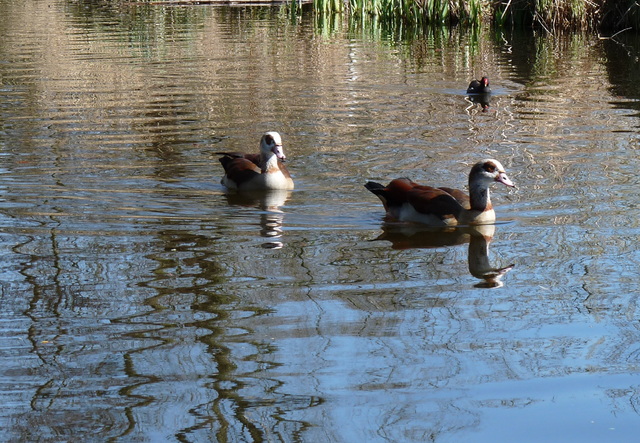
[[365, 159, 515, 226]]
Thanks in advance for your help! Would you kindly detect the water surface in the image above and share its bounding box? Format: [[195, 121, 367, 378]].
[[1, 1, 640, 442]]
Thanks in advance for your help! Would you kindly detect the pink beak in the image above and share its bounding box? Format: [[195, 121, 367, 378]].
[[496, 172, 515, 188], [272, 145, 286, 161]]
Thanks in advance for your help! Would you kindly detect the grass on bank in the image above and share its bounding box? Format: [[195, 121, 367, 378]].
[[309, 0, 640, 31]]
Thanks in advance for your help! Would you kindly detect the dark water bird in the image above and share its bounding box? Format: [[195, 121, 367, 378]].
[[466, 76, 491, 94], [217, 131, 294, 191], [365, 159, 515, 226]]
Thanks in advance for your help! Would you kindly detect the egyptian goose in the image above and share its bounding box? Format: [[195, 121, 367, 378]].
[[466, 76, 491, 94], [218, 131, 294, 191], [365, 159, 515, 226]]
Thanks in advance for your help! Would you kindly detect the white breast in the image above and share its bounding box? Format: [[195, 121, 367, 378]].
[[396, 203, 458, 226], [233, 170, 293, 191]]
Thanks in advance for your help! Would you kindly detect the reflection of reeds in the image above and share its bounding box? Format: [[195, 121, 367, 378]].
[[308, 0, 640, 31]]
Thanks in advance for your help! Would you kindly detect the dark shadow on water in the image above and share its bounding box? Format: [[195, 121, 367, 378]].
[[374, 223, 514, 288], [602, 34, 640, 120], [223, 190, 292, 249]]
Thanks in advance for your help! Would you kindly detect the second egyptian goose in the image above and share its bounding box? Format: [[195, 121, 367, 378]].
[[218, 131, 294, 191], [365, 159, 515, 226], [467, 76, 491, 94]]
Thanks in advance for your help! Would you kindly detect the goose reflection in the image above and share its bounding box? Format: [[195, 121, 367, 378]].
[[374, 223, 514, 288], [223, 190, 291, 249]]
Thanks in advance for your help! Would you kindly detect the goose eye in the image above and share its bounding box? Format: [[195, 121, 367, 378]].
[[265, 135, 274, 145], [484, 164, 496, 173]]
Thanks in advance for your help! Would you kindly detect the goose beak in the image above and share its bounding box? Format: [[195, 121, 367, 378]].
[[272, 144, 286, 161], [496, 172, 515, 188]]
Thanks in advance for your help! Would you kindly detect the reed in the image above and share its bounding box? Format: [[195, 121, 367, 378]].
[[311, 0, 483, 25], [308, 0, 640, 31], [497, 0, 597, 30], [492, 0, 640, 31]]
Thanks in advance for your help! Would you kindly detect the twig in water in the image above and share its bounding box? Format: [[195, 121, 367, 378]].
[[599, 27, 632, 40]]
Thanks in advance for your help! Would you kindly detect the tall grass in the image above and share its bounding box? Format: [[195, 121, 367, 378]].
[[309, 0, 640, 31], [312, 0, 484, 25], [492, 0, 640, 31], [497, 0, 598, 30]]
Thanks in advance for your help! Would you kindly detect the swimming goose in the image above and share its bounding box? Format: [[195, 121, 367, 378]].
[[218, 131, 294, 191], [365, 159, 515, 226], [467, 76, 491, 94]]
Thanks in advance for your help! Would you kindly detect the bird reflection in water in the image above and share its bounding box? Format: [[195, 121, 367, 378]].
[[465, 93, 491, 113], [223, 189, 291, 249], [375, 223, 514, 288]]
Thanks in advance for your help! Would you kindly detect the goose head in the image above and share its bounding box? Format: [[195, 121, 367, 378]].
[[470, 159, 515, 189], [261, 131, 286, 161]]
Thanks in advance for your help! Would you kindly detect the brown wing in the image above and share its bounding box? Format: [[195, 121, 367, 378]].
[[382, 178, 415, 204], [438, 187, 470, 210], [406, 184, 464, 220], [368, 178, 462, 218], [218, 156, 261, 185], [217, 152, 261, 169]]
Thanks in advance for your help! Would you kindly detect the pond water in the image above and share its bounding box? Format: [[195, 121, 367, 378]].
[[1, 1, 640, 442]]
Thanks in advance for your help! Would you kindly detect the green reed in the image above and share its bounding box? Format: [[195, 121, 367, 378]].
[[312, 0, 483, 25], [496, 0, 640, 31], [309, 0, 640, 31]]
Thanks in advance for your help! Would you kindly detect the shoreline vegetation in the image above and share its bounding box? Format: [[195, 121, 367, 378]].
[[139, 0, 640, 32], [307, 0, 640, 32]]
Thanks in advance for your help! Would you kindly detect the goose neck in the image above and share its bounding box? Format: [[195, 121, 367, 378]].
[[468, 180, 492, 212]]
